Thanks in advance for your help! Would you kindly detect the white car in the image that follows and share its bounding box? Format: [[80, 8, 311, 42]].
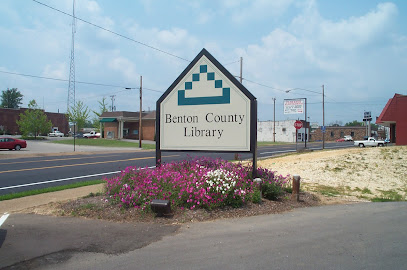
[[48, 131, 64, 137], [344, 135, 353, 141]]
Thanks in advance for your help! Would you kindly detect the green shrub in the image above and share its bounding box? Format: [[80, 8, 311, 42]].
[[262, 181, 284, 200]]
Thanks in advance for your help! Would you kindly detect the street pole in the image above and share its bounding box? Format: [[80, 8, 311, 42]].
[[139, 76, 142, 148], [272, 98, 276, 142], [304, 98, 307, 149], [322, 84, 325, 150], [234, 57, 243, 160], [73, 122, 76, 152]]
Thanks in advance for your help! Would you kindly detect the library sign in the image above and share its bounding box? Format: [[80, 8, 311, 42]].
[[156, 49, 257, 165]]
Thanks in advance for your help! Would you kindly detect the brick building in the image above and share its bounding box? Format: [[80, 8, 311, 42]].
[[100, 111, 156, 140], [310, 126, 366, 142], [376, 93, 407, 145], [0, 108, 69, 135]]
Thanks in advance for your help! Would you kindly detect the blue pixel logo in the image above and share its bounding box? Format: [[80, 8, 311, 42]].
[[178, 64, 230, 106]]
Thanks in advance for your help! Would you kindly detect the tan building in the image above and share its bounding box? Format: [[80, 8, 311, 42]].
[[99, 111, 156, 140]]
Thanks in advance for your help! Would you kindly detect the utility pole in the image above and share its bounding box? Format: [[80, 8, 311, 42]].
[[139, 76, 142, 148], [272, 98, 276, 142], [110, 95, 115, 112], [240, 57, 243, 83], [304, 98, 307, 149], [322, 85, 325, 150]]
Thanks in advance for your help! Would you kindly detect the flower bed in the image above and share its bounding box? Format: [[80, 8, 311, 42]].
[[105, 157, 290, 212]]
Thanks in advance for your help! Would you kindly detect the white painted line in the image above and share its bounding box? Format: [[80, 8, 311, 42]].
[[0, 213, 10, 228], [260, 150, 297, 155], [0, 166, 157, 191]]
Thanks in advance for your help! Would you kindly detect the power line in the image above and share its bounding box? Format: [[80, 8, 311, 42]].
[[32, 0, 190, 62], [242, 78, 286, 92], [223, 60, 240, 66], [0, 70, 163, 93]]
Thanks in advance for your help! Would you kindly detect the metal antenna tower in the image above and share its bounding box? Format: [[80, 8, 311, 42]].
[[67, 0, 76, 112]]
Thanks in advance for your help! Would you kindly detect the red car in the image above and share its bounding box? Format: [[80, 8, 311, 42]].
[[0, 137, 27, 150], [336, 138, 345, 142]]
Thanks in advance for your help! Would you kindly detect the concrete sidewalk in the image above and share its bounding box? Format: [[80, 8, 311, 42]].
[[0, 184, 105, 214]]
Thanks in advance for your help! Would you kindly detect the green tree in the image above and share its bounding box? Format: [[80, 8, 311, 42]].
[[1, 88, 23, 108], [345, 120, 363, 127], [92, 97, 109, 131], [16, 100, 52, 138], [67, 100, 90, 132]]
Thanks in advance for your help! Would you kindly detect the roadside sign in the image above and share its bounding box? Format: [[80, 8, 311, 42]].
[[321, 126, 326, 133], [294, 120, 303, 129], [284, 99, 304, 114], [157, 48, 256, 152], [156, 48, 258, 175]]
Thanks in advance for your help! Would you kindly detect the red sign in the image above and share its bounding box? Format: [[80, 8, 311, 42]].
[[294, 120, 303, 129]]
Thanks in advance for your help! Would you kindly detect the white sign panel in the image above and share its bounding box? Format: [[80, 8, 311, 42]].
[[284, 99, 304, 114], [364, 111, 371, 118], [159, 51, 253, 151]]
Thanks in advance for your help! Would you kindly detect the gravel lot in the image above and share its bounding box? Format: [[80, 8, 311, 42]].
[[258, 145, 407, 201]]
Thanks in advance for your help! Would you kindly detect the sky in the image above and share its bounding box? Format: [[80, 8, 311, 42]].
[[1, 0, 406, 126]]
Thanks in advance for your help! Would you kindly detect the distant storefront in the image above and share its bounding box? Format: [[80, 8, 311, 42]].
[[258, 120, 368, 143], [376, 93, 407, 145], [99, 111, 156, 140], [311, 126, 366, 142]]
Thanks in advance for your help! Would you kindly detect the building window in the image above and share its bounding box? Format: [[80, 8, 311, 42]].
[[351, 131, 355, 137], [340, 131, 344, 137], [330, 131, 334, 137]]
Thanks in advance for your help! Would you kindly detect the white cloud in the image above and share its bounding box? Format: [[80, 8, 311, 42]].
[[42, 62, 68, 80], [108, 56, 138, 82], [228, 0, 294, 23], [84, 0, 101, 13], [318, 3, 398, 50]]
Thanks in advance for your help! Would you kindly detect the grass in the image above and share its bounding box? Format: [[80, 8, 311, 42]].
[[0, 180, 104, 201], [307, 184, 346, 197], [257, 141, 291, 146], [52, 138, 155, 150], [371, 190, 405, 202]]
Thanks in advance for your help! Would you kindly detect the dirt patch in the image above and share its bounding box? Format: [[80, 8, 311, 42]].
[[258, 146, 407, 200]]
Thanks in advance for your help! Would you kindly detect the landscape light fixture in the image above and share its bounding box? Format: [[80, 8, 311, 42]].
[[150, 199, 171, 217]]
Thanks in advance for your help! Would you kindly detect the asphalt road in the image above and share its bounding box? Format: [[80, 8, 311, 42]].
[[1, 202, 406, 269], [0, 141, 354, 195]]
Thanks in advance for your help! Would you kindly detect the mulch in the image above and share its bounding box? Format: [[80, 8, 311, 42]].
[[55, 191, 321, 224]]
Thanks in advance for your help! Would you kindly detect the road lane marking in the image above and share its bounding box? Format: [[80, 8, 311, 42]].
[[0, 213, 9, 227], [0, 154, 124, 165], [0, 166, 157, 191], [0, 154, 178, 174]]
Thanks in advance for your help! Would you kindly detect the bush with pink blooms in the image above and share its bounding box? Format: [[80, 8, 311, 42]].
[[105, 157, 289, 212]]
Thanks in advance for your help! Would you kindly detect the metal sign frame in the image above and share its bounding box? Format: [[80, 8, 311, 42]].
[[283, 99, 304, 114], [156, 48, 257, 176]]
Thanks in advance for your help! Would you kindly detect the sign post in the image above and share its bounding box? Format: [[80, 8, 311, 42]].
[[285, 98, 307, 149], [156, 49, 257, 177]]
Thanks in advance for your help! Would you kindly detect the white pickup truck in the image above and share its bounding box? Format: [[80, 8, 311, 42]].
[[354, 137, 385, 147], [83, 131, 101, 138]]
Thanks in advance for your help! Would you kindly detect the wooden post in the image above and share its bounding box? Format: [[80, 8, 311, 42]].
[[292, 175, 300, 201]]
